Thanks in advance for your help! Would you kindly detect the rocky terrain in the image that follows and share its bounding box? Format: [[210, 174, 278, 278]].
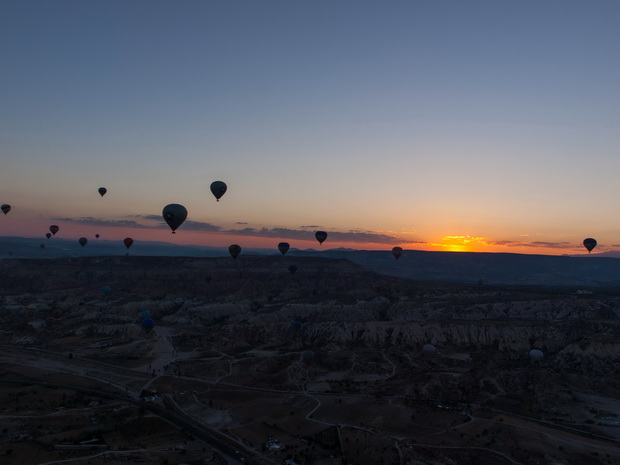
[[0, 255, 619, 465]]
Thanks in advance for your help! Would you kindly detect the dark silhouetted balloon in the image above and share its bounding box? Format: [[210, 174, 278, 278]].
[[123, 237, 134, 249], [583, 238, 597, 253], [78, 237, 88, 247], [529, 349, 544, 361], [315, 231, 327, 245], [392, 246, 403, 260], [141, 318, 155, 333], [210, 181, 227, 201], [98, 187, 107, 197], [162, 204, 188, 233], [140, 310, 151, 320], [288, 264, 297, 275], [102, 285, 111, 295], [95, 234, 100, 239], [229, 244, 241, 259], [49, 225, 59, 236], [278, 242, 290, 255], [423, 344, 437, 354], [45, 233, 52, 239], [39, 243, 45, 249], [1, 204, 11, 215]]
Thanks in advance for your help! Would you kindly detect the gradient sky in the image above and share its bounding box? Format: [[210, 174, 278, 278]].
[[2, 1, 619, 254]]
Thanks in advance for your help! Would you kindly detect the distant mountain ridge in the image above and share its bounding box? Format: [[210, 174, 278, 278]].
[[2, 236, 620, 287]]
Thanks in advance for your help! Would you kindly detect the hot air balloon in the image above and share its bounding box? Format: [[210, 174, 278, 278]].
[[302, 350, 314, 363], [162, 204, 188, 233], [78, 237, 88, 247], [210, 181, 227, 201], [292, 321, 302, 329], [392, 246, 403, 260], [229, 244, 241, 259], [529, 349, 544, 361], [422, 344, 437, 355], [98, 187, 107, 197], [49, 225, 59, 236], [102, 285, 111, 295], [141, 318, 155, 333], [45, 233, 52, 239], [1, 204, 11, 215], [140, 310, 151, 320], [39, 243, 45, 249], [95, 234, 100, 239], [315, 231, 327, 245], [288, 264, 297, 276], [583, 238, 597, 253], [278, 242, 290, 255], [123, 237, 134, 249]]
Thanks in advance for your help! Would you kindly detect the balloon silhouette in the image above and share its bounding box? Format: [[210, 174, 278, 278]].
[[229, 244, 241, 259], [45, 233, 52, 239], [278, 242, 290, 255], [583, 238, 597, 253], [95, 234, 100, 239], [123, 237, 134, 249], [162, 204, 188, 233], [1, 204, 11, 215], [98, 187, 107, 197], [39, 243, 45, 249], [529, 349, 544, 361], [78, 237, 88, 247], [392, 246, 403, 260], [49, 225, 59, 236], [210, 181, 227, 202], [288, 264, 297, 275], [315, 231, 327, 245]]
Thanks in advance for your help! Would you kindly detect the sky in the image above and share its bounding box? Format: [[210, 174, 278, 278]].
[[1, 0, 619, 255]]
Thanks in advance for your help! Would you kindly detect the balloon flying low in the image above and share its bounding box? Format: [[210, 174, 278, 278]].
[[278, 242, 290, 255], [78, 237, 88, 247], [39, 243, 45, 249], [1, 204, 11, 215], [423, 344, 437, 354], [288, 264, 297, 275], [141, 318, 155, 333], [392, 246, 403, 260], [229, 244, 241, 259], [315, 231, 328, 245], [102, 285, 111, 295], [583, 238, 597, 253], [45, 233, 52, 239], [529, 349, 544, 361], [162, 204, 188, 233], [210, 181, 227, 201], [95, 234, 100, 239], [98, 187, 107, 197], [123, 237, 134, 249]]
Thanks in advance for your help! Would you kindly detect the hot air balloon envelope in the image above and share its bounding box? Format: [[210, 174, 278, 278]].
[[1, 204, 11, 215], [98, 187, 107, 197], [583, 238, 597, 253], [278, 242, 290, 255], [392, 246, 403, 260], [141, 318, 155, 333], [123, 237, 134, 249], [95, 234, 100, 239], [78, 237, 88, 247], [39, 243, 45, 249], [45, 233, 52, 239], [49, 225, 59, 236], [423, 344, 437, 354], [162, 204, 188, 233], [210, 181, 227, 201], [315, 231, 327, 245], [529, 349, 544, 361], [102, 285, 111, 295], [229, 244, 241, 259]]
